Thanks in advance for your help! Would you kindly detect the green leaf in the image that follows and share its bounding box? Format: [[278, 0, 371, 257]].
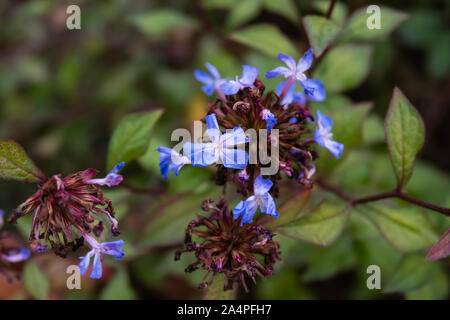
[[426, 228, 450, 260], [406, 267, 449, 300], [141, 188, 221, 246], [128, 10, 199, 38], [226, 0, 261, 30], [312, 44, 372, 92], [359, 204, 438, 252], [362, 115, 385, 145], [385, 87, 425, 187], [302, 236, 357, 282], [339, 7, 407, 43], [203, 274, 235, 300], [100, 269, 137, 300], [23, 262, 50, 300], [202, 0, 239, 10], [385, 253, 439, 293], [267, 189, 310, 229], [0, 140, 45, 183], [107, 110, 163, 171], [257, 268, 314, 299], [328, 102, 373, 149], [312, 0, 348, 26], [262, 0, 300, 24], [303, 15, 342, 57], [229, 24, 298, 58], [278, 200, 350, 246], [310, 93, 352, 113]]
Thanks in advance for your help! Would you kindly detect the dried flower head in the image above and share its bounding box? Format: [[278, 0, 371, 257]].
[[8, 164, 124, 258], [175, 200, 280, 292]]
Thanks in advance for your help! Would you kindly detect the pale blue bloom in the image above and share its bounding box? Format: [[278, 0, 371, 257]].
[[314, 110, 344, 159], [183, 114, 249, 169], [79, 233, 125, 279], [266, 50, 314, 82], [1, 247, 30, 263], [86, 162, 124, 187], [261, 109, 277, 133], [221, 65, 259, 95], [157, 147, 190, 180], [194, 62, 227, 96], [233, 175, 279, 225]]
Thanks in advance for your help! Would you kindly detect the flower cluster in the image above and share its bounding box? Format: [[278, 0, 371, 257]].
[[159, 49, 344, 291], [175, 199, 280, 292], [0, 210, 30, 281], [8, 163, 126, 279]]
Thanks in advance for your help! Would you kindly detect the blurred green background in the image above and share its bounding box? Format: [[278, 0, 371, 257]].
[[0, 0, 448, 300]]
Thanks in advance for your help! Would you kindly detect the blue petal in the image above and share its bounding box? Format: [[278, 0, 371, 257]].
[[265, 116, 277, 133], [266, 66, 291, 79], [90, 252, 103, 279], [194, 70, 212, 85], [205, 62, 221, 79], [240, 65, 259, 86], [314, 127, 326, 147], [101, 240, 125, 260], [78, 250, 94, 276], [316, 110, 333, 132], [2, 247, 30, 263], [183, 142, 217, 167], [201, 83, 215, 96], [289, 117, 298, 124], [276, 81, 296, 105], [253, 175, 273, 195], [157, 147, 186, 180], [259, 194, 279, 219], [297, 48, 314, 72], [293, 92, 306, 104], [205, 113, 219, 131], [220, 127, 248, 147], [277, 53, 296, 70], [325, 140, 344, 159], [110, 162, 124, 174], [242, 196, 259, 224], [221, 148, 248, 169], [233, 197, 259, 225], [233, 201, 247, 221], [301, 79, 326, 102], [220, 80, 241, 95]]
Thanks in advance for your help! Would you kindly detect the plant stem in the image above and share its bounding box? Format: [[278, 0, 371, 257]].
[[316, 180, 450, 217], [325, 0, 337, 19], [279, 76, 296, 103]]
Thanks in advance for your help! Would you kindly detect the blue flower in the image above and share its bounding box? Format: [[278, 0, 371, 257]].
[[314, 110, 344, 159], [233, 175, 279, 225], [79, 233, 125, 279], [183, 114, 249, 169], [86, 162, 124, 187], [276, 79, 326, 107], [220, 65, 259, 95], [1, 246, 30, 263], [194, 62, 227, 96], [266, 49, 314, 82], [157, 147, 190, 180], [261, 109, 277, 133]]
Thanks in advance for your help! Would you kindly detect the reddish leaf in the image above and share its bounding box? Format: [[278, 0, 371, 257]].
[[426, 229, 450, 260]]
